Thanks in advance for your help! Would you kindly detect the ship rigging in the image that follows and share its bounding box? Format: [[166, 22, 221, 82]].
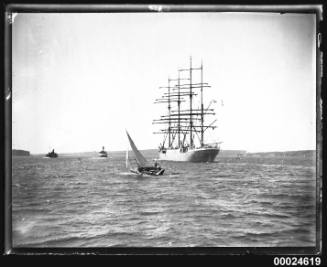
[[153, 57, 220, 162]]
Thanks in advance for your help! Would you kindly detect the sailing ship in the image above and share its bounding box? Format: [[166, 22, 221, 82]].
[[126, 131, 164, 176], [153, 57, 220, 162], [99, 146, 108, 158], [45, 149, 58, 158]]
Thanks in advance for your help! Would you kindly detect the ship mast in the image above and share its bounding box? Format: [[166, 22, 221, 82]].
[[200, 60, 204, 146], [168, 77, 171, 148], [177, 72, 181, 147], [189, 56, 193, 148], [153, 58, 216, 149]]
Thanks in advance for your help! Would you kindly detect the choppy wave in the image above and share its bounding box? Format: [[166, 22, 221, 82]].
[[12, 154, 316, 247]]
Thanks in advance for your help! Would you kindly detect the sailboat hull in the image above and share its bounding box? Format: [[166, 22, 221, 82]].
[[158, 147, 219, 162], [130, 168, 164, 176]]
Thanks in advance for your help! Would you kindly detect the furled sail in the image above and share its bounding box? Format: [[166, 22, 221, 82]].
[[126, 131, 148, 167]]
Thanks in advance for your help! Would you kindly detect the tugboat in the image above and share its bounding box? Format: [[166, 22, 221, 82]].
[[99, 146, 108, 158], [45, 149, 58, 158]]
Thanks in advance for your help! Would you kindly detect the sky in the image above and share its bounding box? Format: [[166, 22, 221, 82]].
[[12, 12, 316, 153]]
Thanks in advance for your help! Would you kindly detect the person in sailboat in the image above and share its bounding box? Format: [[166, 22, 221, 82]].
[[137, 160, 161, 173], [154, 160, 159, 168]]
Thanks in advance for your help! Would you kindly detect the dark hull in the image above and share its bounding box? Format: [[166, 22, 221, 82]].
[[99, 151, 108, 157], [131, 167, 165, 176], [45, 153, 58, 158]]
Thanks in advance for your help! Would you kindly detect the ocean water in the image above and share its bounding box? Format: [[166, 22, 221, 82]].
[[12, 152, 317, 247]]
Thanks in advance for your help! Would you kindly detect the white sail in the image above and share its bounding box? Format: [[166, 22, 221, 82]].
[[126, 131, 148, 167]]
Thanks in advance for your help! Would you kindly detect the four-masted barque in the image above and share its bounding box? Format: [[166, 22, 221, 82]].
[[153, 57, 220, 162]]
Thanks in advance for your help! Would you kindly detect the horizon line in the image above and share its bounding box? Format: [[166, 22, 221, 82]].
[[12, 148, 317, 156]]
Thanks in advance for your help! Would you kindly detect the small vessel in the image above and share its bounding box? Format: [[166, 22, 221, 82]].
[[153, 57, 221, 162], [99, 146, 108, 158], [45, 149, 58, 158], [126, 131, 164, 176]]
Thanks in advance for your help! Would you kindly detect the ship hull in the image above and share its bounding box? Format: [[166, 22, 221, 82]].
[[158, 147, 219, 162]]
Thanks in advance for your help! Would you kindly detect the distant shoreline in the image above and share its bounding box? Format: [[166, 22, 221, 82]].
[[13, 149, 316, 158]]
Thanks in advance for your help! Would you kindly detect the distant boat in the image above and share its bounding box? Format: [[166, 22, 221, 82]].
[[45, 149, 58, 158], [99, 146, 108, 158], [126, 131, 164, 176]]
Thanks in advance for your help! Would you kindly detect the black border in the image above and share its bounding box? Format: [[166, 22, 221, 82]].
[[1, 1, 326, 262]]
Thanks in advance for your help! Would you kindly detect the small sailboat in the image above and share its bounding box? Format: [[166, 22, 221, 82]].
[[99, 146, 108, 158], [45, 149, 58, 158], [126, 131, 164, 176]]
